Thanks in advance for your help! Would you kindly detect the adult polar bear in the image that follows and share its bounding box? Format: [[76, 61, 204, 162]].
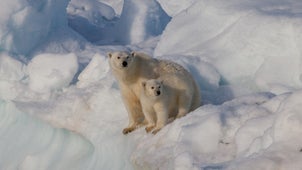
[[108, 51, 201, 134]]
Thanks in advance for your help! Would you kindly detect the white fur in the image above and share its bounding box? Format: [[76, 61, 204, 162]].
[[141, 72, 200, 134], [108, 51, 159, 134], [108, 51, 201, 134]]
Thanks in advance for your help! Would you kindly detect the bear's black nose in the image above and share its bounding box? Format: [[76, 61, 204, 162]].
[[122, 61, 128, 67], [156, 91, 161, 96]]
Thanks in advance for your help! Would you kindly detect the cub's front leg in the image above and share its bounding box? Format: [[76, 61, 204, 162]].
[[152, 103, 169, 134], [141, 106, 156, 133]]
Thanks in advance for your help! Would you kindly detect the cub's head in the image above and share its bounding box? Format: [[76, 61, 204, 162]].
[[142, 79, 163, 98], [107, 51, 135, 70]]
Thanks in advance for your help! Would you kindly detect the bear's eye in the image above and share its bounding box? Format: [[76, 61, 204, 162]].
[[151, 87, 154, 89], [117, 56, 121, 59]]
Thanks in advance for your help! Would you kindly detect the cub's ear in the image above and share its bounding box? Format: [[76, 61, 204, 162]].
[[107, 52, 112, 58], [142, 81, 146, 87], [131, 51, 136, 57]]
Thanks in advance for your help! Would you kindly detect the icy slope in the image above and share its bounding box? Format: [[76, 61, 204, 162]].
[[131, 91, 302, 169], [155, 0, 302, 94], [0, 100, 93, 170]]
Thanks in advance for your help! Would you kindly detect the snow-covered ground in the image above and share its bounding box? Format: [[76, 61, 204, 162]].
[[1, 0, 302, 169]]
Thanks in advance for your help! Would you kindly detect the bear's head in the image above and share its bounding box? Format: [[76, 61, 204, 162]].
[[142, 79, 163, 98], [107, 51, 136, 71]]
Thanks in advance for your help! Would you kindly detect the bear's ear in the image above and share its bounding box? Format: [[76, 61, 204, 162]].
[[131, 51, 136, 57], [107, 52, 112, 58], [142, 81, 146, 87]]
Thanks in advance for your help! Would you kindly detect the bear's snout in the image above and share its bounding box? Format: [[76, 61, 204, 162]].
[[122, 61, 128, 67]]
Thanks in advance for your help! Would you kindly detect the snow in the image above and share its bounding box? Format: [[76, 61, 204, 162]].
[[0, 0, 70, 55], [0, 100, 93, 170], [76, 53, 109, 88], [1, 0, 302, 170], [156, 0, 196, 17], [27, 53, 78, 93], [0, 53, 26, 100], [155, 0, 302, 94], [67, 0, 170, 45]]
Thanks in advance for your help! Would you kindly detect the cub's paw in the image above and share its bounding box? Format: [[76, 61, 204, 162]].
[[152, 128, 161, 135], [176, 113, 186, 119], [145, 125, 155, 133]]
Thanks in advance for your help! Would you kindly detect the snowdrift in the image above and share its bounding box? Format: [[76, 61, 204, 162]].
[[0, 0, 69, 55], [67, 0, 170, 45], [1, 0, 302, 170], [155, 0, 302, 94]]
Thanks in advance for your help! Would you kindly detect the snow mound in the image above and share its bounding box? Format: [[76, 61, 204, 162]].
[[67, 0, 171, 45], [28, 53, 78, 93], [132, 91, 302, 169], [0, 52, 25, 81], [155, 0, 302, 93], [0, 100, 94, 170], [0, 53, 26, 100], [77, 53, 109, 88], [67, 0, 117, 43], [0, 0, 70, 55], [156, 0, 196, 16]]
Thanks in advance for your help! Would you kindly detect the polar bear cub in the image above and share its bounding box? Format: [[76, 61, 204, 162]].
[[141, 73, 200, 134]]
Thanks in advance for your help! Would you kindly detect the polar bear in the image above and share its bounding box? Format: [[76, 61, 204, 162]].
[[141, 73, 200, 134], [108, 51, 201, 134], [108, 51, 159, 134]]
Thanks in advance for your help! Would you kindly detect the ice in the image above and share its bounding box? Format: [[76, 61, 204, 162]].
[[0, 53, 26, 100], [273, 91, 302, 146], [0, 0, 70, 55], [156, 0, 196, 16], [1, 0, 302, 169], [0, 100, 93, 170], [0, 52, 25, 81], [77, 53, 109, 88], [67, 0, 171, 45], [154, 0, 302, 93], [132, 91, 302, 169], [27, 53, 78, 93], [67, 0, 117, 43]]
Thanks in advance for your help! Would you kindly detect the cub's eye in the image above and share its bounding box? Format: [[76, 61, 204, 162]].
[[151, 87, 154, 89], [117, 56, 121, 59]]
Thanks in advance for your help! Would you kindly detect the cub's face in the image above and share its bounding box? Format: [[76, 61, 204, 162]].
[[108, 51, 134, 70], [142, 79, 163, 98]]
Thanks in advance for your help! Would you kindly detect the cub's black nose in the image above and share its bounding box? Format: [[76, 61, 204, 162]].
[[156, 91, 161, 95], [122, 61, 128, 67]]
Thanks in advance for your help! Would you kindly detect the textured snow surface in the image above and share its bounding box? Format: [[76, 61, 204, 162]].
[[1, 0, 302, 170]]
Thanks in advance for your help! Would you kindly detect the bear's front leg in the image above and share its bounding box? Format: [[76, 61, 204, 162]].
[[123, 124, 137, 134], [122, 104, 143, 134], [121, 90, 144, 134]]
